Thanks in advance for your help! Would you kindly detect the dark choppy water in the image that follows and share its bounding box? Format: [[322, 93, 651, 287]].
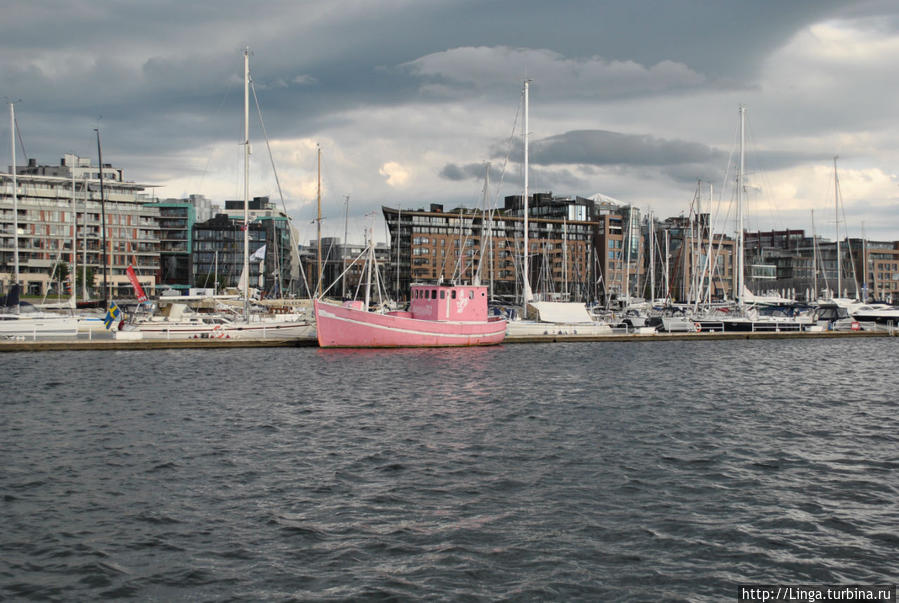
[[2, 339, 897, 601]]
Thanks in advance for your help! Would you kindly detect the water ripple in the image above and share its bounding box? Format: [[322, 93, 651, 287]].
[[1, 340, 897, 600]]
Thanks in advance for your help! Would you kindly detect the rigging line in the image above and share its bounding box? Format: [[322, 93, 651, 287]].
[[490, 95, 523, 210], [13, 114, 28, 163], [250, 78, 310, 296], [195, 84, 232, 196], [837, 175, 861, 297]]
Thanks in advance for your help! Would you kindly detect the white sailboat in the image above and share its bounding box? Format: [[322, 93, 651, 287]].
[[2, 102, 78, 340], [693, 106, 814, 333], [505, 81, 614, 337], [116, 49, 313, 341]]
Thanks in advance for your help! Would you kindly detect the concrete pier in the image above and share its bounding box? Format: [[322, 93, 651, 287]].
[[0, 329, 890, 352]]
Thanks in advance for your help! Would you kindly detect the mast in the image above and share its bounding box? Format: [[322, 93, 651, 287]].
[[364, 227, 372, 310], [487, 163, 494, 299], [861, 221, 867, 301], [522, 80, 532, 313], [9, 102, 19, 305], [70, 172, 77, 308], [562, 218, 568, 298], [395, 206, 401, 296], [648, 210, 655, 302], [81, 178, 88, 301], [811, 210, 817, 301], [833, 155, 841, 298], [242, 47, 250, 319], [95, 127, 109, 310], [474, 163, 489, 288], [316, 143, 322, 298], [707, 183, 713, 305], [624, 206, 632, 303], [737, 105, 745, 309], [342, 194, 349, 299], [664, 229, 670, 302]]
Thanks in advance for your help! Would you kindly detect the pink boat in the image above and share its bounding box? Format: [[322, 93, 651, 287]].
[[314, 284, 507, 348]]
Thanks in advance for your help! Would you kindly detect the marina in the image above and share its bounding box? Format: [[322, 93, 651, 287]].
[[4, 3, 899, 600]]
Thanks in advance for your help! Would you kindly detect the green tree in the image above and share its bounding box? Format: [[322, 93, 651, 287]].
[[50, 261, 69, 282], [74, 266, 97, 297]]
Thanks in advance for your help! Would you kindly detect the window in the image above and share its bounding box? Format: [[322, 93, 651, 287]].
[[440, 291, 445, 299]]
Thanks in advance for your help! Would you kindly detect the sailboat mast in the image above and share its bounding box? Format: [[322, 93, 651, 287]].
[[82, 179, 88, 301], [522, 80, 532, 313], [833, 155, 841, 298], [242, 47, 251, 320], [707, 183, 713, 305], [316, 144, 322, 298], [364, 227, 372, 310], [737, 105, 745, 309], [487, 163, 494, 299], [664, 230, 670, 302], [342, 195, 349, 299], [95, 128, 109, 310], [70, 172, 77, 307], [649, 210, 655, 302], [395, 207, 401, 295], [9, 102, 19, 297], [624, 206, 632, 303], [562, 218, 568, 298], [811, 209, 818, 301]]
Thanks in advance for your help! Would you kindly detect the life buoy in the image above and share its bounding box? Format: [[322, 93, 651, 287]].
[[694, 322, 702, 332], [212, 324, 225, 338], [850, 321, 860, 331]]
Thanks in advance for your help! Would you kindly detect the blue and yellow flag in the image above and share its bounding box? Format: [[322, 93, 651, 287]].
[[103, 302, 123, 329]]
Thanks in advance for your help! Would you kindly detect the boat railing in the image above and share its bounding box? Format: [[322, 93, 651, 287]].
[[750, 321, 803, 332]]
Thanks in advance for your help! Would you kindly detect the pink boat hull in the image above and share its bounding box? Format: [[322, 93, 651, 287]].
[[314, 299, 507, 348]]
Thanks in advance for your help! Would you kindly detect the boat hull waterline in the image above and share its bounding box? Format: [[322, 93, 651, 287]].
[[315, 300, 506, 348]]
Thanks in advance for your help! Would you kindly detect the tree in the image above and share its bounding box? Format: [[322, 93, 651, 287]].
[[74, 266, 97, 298], [50, 261, 69, 283]]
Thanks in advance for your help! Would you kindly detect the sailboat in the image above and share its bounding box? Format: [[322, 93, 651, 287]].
[[1, 102, 78, 340], [693, 106, 814, 333], [116, 49, 313, 341], [504, 81, 613, 337]]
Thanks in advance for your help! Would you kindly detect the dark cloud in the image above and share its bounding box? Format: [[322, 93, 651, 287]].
[[527, 130, 723, 167], [439, 162, 508, 184]]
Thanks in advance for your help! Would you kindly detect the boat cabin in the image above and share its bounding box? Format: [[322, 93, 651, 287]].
[[408, 284, 489, 322]]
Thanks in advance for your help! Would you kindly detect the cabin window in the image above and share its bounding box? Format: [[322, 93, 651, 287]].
[[451, 290, 457, 299], [440, 291, 445, 299], [431, 290, 437, 299]]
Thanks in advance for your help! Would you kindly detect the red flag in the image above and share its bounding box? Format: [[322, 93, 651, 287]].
[[126, 265, 148, 302]]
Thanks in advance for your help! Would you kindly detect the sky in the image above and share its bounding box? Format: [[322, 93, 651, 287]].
[[3, 0, 899, 244]]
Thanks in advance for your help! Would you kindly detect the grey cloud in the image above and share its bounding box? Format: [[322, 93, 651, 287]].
[[527, 130, 723, 167], [439, 163, 507, 183]]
